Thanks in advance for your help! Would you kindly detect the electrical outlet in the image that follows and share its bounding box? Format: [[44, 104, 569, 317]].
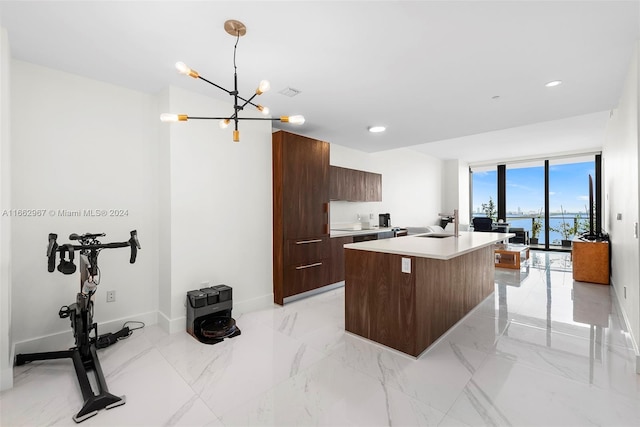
[[401, 257, 411, 274], [106, 290, 116, 302], [624, 287, 627, 299]]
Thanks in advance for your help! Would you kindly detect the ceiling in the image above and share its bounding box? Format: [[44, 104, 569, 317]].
[[1, 1, 638, 163]]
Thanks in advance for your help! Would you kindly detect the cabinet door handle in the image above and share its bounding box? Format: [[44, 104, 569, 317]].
[[296, 262, 323, 270], [295, 239, 323, 245]]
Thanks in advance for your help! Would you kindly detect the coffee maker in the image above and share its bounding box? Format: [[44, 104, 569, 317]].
[[379, 213, 391, 227]]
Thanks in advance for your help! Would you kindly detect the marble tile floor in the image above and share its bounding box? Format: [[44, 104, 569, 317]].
[[2, 251, 639, 426]]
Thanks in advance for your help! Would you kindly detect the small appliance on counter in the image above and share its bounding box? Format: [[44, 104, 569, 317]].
[[379, 213, 391, 228], [392, 227, 408, 237], [186, 284, 241, 344]]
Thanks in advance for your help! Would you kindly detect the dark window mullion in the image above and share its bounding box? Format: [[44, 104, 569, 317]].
[[497, 165, 506, 222], [545, 160, 550, 250]]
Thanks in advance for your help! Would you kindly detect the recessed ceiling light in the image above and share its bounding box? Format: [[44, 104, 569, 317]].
[[545, 80, 562, 87], [368, 126, 386, 133]]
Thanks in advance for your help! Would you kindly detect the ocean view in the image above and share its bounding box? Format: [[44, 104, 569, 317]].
[[475, 213, 591, 245], [472, 159, 597, 246]]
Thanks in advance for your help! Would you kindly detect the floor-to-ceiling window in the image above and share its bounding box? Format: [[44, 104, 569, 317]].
[[548, 156, 595, 249], [506, 161, 546, 247], [470, 154, 598, 251], [471, 166, 497, 222]]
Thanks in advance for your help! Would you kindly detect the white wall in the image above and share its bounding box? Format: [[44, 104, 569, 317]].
[[10, 61, 160, 349], [330, 143, 443, 227], [163, 86, 273, 331], [0, 27, 13, 391], [157, 88, 172, 329], [7, 61, 277, 356], [603, 41, 640, 371], [442, 159, 470, 225]]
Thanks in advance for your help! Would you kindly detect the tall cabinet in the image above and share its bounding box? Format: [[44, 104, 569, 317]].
[[273, 130, 330, 305]]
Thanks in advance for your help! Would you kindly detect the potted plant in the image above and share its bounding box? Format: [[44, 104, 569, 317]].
[[549, 206, 577, 247], [481, 197, 497, 222], [530, 214, 542, 245]]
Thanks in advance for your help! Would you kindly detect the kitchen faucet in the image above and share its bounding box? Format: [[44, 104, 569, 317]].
[[438, 209, 459, 237]]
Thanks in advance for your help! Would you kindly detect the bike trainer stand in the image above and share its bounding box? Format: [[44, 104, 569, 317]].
[[15, 292, 125, 423]]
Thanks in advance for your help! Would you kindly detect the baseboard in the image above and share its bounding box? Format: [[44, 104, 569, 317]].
[[610, 278, 640, 374], [283, 282, 344, 304], [13, 310, 158, 356], [157, 310, 171, 333], [0, 340, 15, 391], [157, 310, 185, 334], [233, 292, 274, 314], [157, 292, 274, 335], [1, 352, 13, 391]]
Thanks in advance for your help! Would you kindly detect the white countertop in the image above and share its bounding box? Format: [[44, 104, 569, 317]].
[[330, 227, 397, 238], [343, 231, 514, 260]]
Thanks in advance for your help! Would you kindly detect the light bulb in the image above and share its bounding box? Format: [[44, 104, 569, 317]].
[[175, 61, 199, 78], [257, 105, 270, 115], [233, 130, 240, 143], [256, 80, 271, 95], [219, 119, 230, 129], [175, 62, 188, 74], [160, 113, 187, 122], [287, 115, 305, 125]]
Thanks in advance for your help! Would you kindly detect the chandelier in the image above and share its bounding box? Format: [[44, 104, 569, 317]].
[[160, 19, 305, 142]]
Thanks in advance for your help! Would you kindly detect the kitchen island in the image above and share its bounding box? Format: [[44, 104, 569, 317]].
[[344, 231, 512, 356]]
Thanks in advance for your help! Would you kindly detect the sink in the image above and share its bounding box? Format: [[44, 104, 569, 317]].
[[415, 233, 454, 239]]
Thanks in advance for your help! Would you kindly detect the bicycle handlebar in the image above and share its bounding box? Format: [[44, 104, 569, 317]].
[[46, 230, 141, 273], [69, 232, 105, 241], [129, 230, 141, 263], [47, 233, 58, 272]]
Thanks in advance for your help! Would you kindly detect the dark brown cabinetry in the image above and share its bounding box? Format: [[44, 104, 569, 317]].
[[329, 166, 381, 202], [345, 245, 495, 356], [273, 131, 330, 304], [329, 236, 353, 284], [365, 172, 382, 202]]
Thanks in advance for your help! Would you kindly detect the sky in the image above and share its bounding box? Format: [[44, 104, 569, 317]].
[[472, 161, 595, 215]]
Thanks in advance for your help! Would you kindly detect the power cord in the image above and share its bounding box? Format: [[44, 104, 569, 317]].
[[123, 320, 145, 331], [95, 321, 145, 349], [120, 321, 145, 339]]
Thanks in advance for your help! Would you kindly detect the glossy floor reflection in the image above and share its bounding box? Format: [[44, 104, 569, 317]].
[[2, 252, 639, 426]]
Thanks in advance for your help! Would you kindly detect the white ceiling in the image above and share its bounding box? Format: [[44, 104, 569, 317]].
[[1, 1, 638, 162]]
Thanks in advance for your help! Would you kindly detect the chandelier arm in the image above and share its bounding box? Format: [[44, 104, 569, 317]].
[[237, 97, 260, 109], [197, 76, 233, 96], [186, 116, 283, 121], [228, 117, 284, 121], [197, 75, 262, 110], [186, 116, 230, 120], [238, 92, 259, 110]]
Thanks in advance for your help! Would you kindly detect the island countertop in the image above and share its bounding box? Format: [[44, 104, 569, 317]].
[[343, 231, 514, 260]]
